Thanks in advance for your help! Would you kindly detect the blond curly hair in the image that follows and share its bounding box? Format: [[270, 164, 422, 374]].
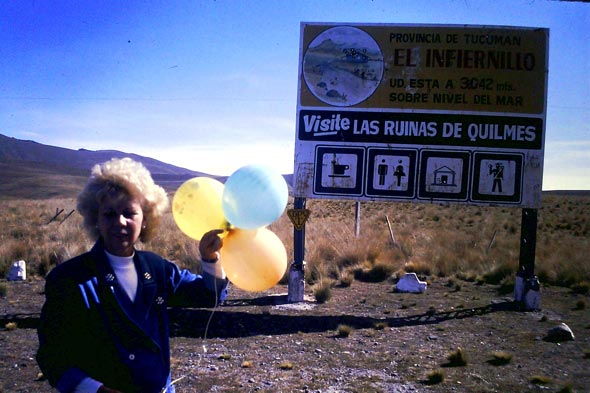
[[77, 157, 169, 242]]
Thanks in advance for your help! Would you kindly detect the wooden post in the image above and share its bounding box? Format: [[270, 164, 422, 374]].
[[519, 208, 537, 276], [516, 208, 540, 310], [385, 215, 396, 248], [354, 202, 361, 237]]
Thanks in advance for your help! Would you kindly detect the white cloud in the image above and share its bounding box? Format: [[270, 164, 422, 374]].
[[543, 140, 590, 190], [135, 141, 295, 176]]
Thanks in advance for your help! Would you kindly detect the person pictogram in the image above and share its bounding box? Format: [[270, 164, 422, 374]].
[[377, 159, 388, 185], [393, 160, 406, 187], [489, 162, 504, 193]]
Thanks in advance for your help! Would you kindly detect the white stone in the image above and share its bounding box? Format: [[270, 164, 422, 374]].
[[396, 272, 427, 293], [7, 260, 27, 281], [545, 323, 575, 342]]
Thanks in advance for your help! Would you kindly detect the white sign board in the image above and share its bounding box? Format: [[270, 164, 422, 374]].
[[294, 23, 548, 208]]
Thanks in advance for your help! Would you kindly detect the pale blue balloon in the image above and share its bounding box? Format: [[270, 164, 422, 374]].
[[222, 164, 289, 229]]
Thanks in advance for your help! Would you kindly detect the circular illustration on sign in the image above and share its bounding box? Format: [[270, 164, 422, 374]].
[[303, 26, 384, 107]]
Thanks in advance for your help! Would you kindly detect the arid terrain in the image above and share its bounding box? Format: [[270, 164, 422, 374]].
[[1, 272, 589, 392], [1, 185, 589, 392]]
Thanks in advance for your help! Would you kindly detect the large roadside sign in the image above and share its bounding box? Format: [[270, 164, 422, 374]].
[[293, 23, 549, 208]]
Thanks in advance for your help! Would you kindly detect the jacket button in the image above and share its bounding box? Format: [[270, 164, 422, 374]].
[[129, 354, 135, 361]]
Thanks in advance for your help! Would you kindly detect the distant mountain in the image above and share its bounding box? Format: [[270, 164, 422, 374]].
[[0, 133, 217, 199], [311, 38, 343, 55]]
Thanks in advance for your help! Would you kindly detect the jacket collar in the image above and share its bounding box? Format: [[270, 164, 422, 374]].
[[88, 241, 158, 302], [87, 241, 162, 338]]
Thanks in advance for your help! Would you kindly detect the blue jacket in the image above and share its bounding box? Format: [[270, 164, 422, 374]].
[[37, 241, 228, 393]]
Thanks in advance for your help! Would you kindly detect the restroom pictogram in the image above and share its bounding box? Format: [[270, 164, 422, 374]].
[[366, 148, 417, 198]]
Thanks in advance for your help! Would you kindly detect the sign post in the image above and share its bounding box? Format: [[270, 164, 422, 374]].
[[515, 208, 540, 309], [287, 197, 308, 302], [292, 23, 548, 308]]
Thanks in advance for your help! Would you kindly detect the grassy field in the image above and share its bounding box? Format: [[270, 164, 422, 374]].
[[1, 192, 589, 392], [1, 192, 588, 294]]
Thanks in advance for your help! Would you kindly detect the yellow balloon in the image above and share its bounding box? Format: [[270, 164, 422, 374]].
[[172, 177, 227, 240], [220, 228, 288, 292]]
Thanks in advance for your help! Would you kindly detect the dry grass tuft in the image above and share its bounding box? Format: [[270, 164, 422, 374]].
[[530, 374, 552, 385], [313, 277, 334, 303], [425, 369, 445, 385], [353, 260, 395, 282], [338, 269, 355, 287], [402, 260, 432, 276], [455, 271, 478, 282], [373, 321, 388, 330], [488, 351, 513, 366], [241, 360, 254, 368], [278, 361, 294, 370], [336, 324, 353, 338], [5, 321, 18, 330], [444, 347, 468, 367], [482, 262, 515, 285]]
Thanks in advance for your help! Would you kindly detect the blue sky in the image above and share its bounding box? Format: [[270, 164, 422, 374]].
[[1, 0, 588, 190]]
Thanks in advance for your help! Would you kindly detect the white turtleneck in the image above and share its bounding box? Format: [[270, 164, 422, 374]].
[[105, 251, 138, 302]]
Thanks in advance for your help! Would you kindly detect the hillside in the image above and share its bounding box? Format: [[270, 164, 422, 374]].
[[0, 133, 580, 201], [0, 134, 214, 199]]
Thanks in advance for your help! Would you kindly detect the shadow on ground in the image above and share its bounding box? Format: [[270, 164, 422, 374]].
[[1, 295, 520, 339], [167, 296, 519, 338]]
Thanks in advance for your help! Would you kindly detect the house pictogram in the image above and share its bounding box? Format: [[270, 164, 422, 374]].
[[432, 166, 457, 186]]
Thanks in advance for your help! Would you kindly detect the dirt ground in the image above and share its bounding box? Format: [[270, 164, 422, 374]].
[[1, 276, 589, 392]]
